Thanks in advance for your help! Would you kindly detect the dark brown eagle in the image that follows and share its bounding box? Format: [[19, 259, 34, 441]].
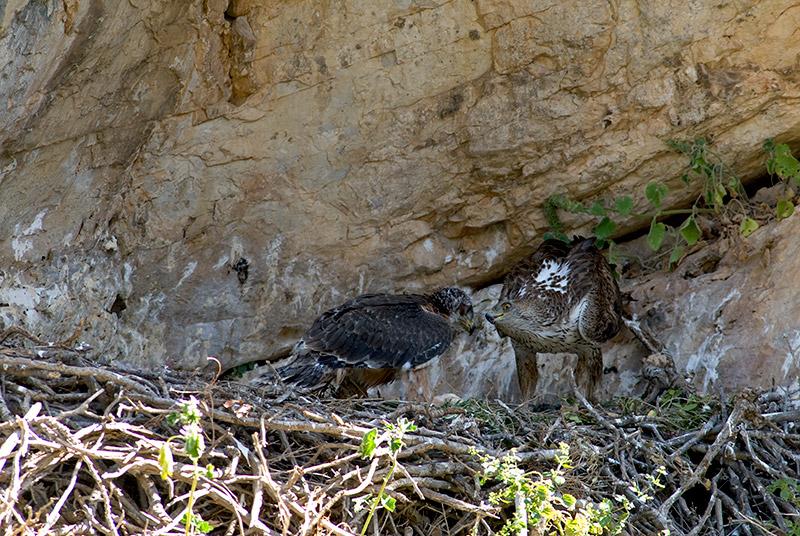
[[485, 237, 622, 401], [277, 287, 475, 396]]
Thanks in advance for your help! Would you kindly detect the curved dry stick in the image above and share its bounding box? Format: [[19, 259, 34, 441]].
[[135, 474, 173, 524], [39, 459, 83, 534], [659, 398, 748, 516], [0, 354, 158, 397]]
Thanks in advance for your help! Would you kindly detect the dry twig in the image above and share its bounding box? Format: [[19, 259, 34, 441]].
[[0, 346, 797, 535]]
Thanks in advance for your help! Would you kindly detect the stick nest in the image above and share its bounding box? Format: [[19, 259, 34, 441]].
[[1, 335, 799, 535]]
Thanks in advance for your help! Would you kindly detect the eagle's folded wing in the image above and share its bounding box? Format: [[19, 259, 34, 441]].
[[304, 295, 454, 370]]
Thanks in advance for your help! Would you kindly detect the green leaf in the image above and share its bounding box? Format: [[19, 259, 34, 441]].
[[158, 443, 174, 480], [669, 245, 685, 267], [562, 493, 577, 509], [679, 217, 702, 246], [647, 220, 667, 251], [360, 428, 378, 459], [181, 513, 213, 534], [666, 139, 692, 154], [548, 194, 586, 214], [179, 399, 202, 425], [740, 217, 760, 237], [691, 155, 708, 172], [381, 495, 397, 512], [772, 144, 800, 180], [205, 464, 215, 479], [543, 230, 570, 243], [614, 196, 633, 216], [184, 428, 205, 462], [714, 183, 727, 208], [589, 201, 606, 216], [645, 182, 668, 208], [594, 217, 616, 240], [777, 198, 795, 220]]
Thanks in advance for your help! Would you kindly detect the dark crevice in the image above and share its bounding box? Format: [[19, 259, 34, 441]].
[[109, 295, 127, 316], [741, 170, 783, 198], [233, 257, 249, 284], [682, 254, 722, 279], [221, 2, 257, 105], [223, 1, 236, 22], [220, 345, 293, 379]]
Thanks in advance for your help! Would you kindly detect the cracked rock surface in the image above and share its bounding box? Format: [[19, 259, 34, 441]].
[[1, 0, 800, 398]]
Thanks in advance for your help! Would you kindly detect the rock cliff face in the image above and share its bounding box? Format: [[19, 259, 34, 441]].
[[2, 0, 800, 397]]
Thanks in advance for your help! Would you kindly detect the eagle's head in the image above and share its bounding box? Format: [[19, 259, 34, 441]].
[[430, 287, 475, 334], [484, 295, 554, 338]]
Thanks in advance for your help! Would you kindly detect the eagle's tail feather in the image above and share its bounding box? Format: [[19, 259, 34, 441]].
[[276, 353, 335, 390]]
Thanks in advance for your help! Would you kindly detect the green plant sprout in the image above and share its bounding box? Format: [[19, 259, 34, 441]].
[[356, 417, 417, 535], [158, 397, 214, 535], [544, 138, 800, 268], [764, 139, 800, 222], [475, 443, 662, 535], [768, 478, 800, 535]]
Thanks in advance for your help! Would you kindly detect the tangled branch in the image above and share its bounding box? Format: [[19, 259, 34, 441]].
[[0, 344, 798, 535]]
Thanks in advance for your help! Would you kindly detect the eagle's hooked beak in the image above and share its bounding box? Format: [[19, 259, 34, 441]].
[[484, 312, 503, 325]]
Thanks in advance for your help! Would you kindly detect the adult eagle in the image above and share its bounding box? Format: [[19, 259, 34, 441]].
[[485, 237, 622, 401], [277, 287, 475, 396]]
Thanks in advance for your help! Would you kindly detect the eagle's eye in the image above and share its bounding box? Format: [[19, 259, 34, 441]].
[[502, 302, 511, 311]]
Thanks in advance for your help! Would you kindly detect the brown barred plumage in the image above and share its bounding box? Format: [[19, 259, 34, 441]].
[[486, 237, 622, 401]]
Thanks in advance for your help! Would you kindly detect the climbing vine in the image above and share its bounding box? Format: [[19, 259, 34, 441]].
[[764, 138, 800, 219], [544, 138, 800, 267]]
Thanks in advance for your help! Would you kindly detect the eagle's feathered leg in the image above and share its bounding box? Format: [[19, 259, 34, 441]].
[[575, 346, 602, 402], [512, 341, 539, 401], [573, 287, 620, 403], [337, 369, 398, 398], [404, 366, 433, 402]]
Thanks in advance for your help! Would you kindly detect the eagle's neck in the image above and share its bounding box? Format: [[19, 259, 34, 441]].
[[427, 290, 455, 317]]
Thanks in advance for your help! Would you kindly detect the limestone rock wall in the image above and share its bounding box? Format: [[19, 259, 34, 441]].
[[2, 0, 800, 397]]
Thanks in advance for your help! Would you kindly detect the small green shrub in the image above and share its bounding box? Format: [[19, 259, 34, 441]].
[[544, 138, 800, 268], [768, 478, 800, 535], [474, 443, 660, 535], [654, 388, 716, 431], [356, 417, 417, 535], [615, 388, 716, 433], [764, 139, 800, 222], [159, 397, 214, 536]]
